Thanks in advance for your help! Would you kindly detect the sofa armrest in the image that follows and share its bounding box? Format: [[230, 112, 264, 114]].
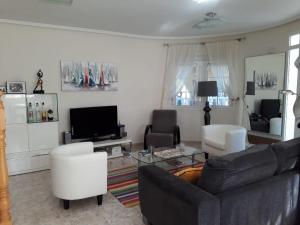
[[144, 125, 152, 149], [225, 128, 246, 153], [173, 125, 181, 145], [138, 165, 220, 225]]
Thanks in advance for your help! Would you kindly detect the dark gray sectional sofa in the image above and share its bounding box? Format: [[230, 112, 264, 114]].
[[138, 138, 300, 225]]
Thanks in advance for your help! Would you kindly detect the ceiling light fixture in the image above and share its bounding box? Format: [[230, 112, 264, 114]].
[[193, 12, 224, 30], [193, 0, 209, 3]]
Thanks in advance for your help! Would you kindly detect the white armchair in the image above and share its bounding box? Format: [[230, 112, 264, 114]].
[[50, 142, 107, 209], [201, 124, 247, 158]]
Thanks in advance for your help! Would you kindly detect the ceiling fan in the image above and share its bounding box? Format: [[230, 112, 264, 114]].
[[193, 12, 224, 30]]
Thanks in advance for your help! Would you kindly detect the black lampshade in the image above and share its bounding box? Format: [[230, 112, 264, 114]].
[[246, 81, 255, 95], [197, 81, 218, 97]]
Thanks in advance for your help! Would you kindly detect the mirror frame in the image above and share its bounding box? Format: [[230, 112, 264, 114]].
[[244, 52, 287, 138]]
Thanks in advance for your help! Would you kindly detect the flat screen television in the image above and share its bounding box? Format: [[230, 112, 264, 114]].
[[70, 106, 118, 141]]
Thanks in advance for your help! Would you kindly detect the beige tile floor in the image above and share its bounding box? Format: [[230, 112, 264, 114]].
[[8, 142, 201, 225]]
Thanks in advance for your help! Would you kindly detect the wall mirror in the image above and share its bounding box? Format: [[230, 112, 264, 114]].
[[245, 53, 286, 138]]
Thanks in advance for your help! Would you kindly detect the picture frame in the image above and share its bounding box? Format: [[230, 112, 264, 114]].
[[6, 81, 26, 94], [0, 86, 6, 93]]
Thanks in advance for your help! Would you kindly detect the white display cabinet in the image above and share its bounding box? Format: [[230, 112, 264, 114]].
[[1, 94, 59, 175]]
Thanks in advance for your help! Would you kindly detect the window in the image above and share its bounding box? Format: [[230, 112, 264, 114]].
[[289, 34, 300, 47], [175, 62, 231, 107], [284, 33, 300, 140], [207, 64, 230, 107], [176, 85, 192, 106], [175, 63, 200, 106]]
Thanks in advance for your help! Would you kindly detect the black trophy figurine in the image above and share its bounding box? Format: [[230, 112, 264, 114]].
[[33, 69, 45, 94], [203, 101, 212, 125]]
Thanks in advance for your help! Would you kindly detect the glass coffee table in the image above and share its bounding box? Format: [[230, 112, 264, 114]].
[[131, 145, 205, 169]]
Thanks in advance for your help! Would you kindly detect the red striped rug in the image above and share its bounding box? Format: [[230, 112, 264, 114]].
[[108, 163, 204, 208]]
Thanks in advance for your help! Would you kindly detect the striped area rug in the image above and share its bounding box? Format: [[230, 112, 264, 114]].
[[108, 163, 204, 208], [108, 165, 139, 208]]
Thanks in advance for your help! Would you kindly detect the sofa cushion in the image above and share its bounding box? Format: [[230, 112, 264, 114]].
[[218, 171, 300, 225], [146, 133, 173, 147], [197, 144, 277, 194], [271, 137, 300, 174], [174, 167, 204, 184]]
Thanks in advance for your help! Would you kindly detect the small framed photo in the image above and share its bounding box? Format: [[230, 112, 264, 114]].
[[0, 86, 6, 93], [6, 81, 26, 94]]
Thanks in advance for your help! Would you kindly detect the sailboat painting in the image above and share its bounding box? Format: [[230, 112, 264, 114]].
[[61, 61, 118, 91], [254, 70, 278, 90]]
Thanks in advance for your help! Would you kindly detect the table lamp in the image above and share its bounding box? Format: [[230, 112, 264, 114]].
[[197, 81, 218, 125]]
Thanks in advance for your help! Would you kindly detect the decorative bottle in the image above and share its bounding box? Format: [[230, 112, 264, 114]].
[[27, 102, 34, 123], [41, 102, 47, 122], [47, 109, 54, 121], [35, 102, 41, 122]]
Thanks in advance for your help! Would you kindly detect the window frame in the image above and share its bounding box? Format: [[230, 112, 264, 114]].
[[175, 61, 233, 109], [283, 33, 300, 140]]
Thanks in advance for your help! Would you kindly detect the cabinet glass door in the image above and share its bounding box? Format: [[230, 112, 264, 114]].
[[26, 94, 59, 123]]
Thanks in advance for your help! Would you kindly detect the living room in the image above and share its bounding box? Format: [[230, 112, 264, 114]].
[[0, 0, 300, 224]]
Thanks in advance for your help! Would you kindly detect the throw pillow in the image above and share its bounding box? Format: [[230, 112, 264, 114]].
[[174, 167, 203, 184]]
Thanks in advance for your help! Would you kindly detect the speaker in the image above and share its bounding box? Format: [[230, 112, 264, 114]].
[[63, 131, 72, 144], [116, 124, 126, 138]]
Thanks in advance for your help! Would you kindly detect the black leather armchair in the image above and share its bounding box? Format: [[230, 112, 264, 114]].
[[144, 110, 180, 149]]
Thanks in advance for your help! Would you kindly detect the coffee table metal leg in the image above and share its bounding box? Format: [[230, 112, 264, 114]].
[[123, 142, 132, 157], [192, 154, 195, 167], [129, 142, 132, 154]]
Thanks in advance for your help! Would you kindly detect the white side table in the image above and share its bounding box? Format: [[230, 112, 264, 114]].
[[270, 118, 282, 136]]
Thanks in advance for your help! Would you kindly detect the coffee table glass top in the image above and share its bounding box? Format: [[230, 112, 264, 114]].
[[131, 145, 204, 166]]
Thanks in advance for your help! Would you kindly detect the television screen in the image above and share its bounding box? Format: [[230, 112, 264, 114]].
[[70, 106, 118, 140]]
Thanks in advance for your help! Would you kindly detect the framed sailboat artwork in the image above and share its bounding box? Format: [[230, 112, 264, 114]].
[[60, 61, 118, 92]]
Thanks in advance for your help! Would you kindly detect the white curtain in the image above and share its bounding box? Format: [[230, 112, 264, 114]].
[[206, 40, 243, 125], [161, 44, 206, 107]]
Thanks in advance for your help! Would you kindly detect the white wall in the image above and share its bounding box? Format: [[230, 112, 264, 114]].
[[0, 23, 166, 143]]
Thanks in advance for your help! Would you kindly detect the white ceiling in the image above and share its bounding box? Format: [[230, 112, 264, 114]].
[[0, 0, 299, 38]]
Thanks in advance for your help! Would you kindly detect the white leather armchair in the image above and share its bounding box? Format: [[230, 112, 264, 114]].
[[201, 124, 247, 158], [50, 142, 107, 209]]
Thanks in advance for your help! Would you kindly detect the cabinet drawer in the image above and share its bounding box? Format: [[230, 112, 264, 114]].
[[7, 154, 49, 176], [28, 122, 59, 151], [6, 124, 29, 154]]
